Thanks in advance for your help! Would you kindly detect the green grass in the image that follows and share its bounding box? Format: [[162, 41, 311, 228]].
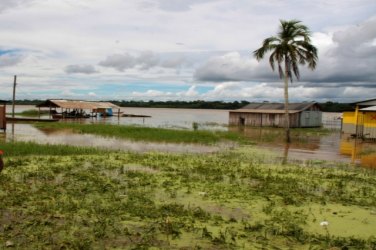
[[0, 141, 110, 157], [34, 122, 249, 145], [1, 146, 376, 249], [7, 109, 49, 117]]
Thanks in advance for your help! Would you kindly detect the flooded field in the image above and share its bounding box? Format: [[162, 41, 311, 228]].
[[3, 106, 376, 168], [2, 107, 376, 249]]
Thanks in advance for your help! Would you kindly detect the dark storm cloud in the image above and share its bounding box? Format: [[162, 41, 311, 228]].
[[65, 64, 98, 74]]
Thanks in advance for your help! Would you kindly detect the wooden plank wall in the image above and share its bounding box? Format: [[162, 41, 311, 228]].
[[0, 106, 6, 130], [229, 112, 301, 127]]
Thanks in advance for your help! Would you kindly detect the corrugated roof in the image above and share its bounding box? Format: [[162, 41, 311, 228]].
[[36, 100, 120, 109], [352, 98, 376, 106], [360, 106, 376, 111], [230, 109, 300, 114], [239, 102, 318, 112]]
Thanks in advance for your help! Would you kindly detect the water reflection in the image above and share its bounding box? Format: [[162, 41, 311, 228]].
[[340, 136, 376, 168], [230, 126, 372, 166], [1, 124, 233, 154]]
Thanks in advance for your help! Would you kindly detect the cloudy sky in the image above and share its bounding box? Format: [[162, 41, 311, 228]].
[[0, 0, 375, 102]]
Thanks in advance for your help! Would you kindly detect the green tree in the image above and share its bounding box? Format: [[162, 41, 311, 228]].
[[253, 20, 318, 143]]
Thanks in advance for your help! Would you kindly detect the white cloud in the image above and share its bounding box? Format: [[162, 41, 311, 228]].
[[0, 0, 375, 102]]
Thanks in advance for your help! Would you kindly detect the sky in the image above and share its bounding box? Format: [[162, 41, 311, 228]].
[[0, 0, 375, 103]]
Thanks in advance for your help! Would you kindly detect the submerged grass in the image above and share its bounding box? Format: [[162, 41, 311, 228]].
[[0, 141, 109, 157], [7, 109, 49, 117], [34, 122, 249, 145], [1, 145, 376, 249]]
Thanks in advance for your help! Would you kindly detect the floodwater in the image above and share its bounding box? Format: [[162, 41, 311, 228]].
[[11, 105, 228, 130], [2, 105, 375, 168]]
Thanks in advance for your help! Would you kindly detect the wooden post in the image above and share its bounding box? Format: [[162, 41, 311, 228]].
[[355, 105, 359, 138], [12, 75, 17, 118], [38, 107, 41, 118]]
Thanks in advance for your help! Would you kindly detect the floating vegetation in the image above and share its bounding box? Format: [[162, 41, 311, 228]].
[[0, 146, 376, 249]]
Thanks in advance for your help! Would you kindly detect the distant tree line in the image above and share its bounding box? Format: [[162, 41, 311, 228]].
[[109, 100, 251, 109], [9, 99, 355, 112]]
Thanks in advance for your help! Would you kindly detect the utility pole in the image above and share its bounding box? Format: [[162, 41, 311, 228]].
[[12, 75, 17, 118]]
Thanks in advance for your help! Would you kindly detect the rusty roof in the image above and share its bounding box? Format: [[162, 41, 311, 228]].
[[36, 100, 121, 109]]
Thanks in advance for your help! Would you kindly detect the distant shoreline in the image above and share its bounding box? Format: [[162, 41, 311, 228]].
[[5, 100, 354, 112]]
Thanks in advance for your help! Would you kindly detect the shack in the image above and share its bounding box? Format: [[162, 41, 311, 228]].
[[229, 102, 322, 127], [36, 99, 121, 119], [342, 98, 376, 139], [0, 100, 7, 131]]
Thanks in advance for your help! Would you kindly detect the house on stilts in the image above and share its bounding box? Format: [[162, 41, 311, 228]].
[[36, 99, 121, 119], [229, 102, 322, 128]]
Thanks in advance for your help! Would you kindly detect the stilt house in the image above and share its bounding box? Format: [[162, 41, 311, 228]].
[[229, 102, 322, 128], [36, 99, 121, 118]]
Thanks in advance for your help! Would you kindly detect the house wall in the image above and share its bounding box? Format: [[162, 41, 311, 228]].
[[342, 112, 356, 134], [363, 112, 376, 139], [342, 111, 376, 139], [229, 112, 302, 127], [0, 106, 6, 130], [299, 111, 322, 127]]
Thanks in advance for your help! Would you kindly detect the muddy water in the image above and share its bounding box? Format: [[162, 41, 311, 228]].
[[2, 124, 234, 153], [3, 106, 376, 167], [230, 126, 376, 168], [11, 105, 228, 130]]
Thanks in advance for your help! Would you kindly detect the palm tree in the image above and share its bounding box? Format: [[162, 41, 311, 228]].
[[253, 20, 318, 143]]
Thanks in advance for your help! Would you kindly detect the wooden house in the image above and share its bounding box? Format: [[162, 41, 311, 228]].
[[36, 99, 121, 119], [0, 100, 7, 131], [229, 102, 322, 128], [342, 98, 376, 139]]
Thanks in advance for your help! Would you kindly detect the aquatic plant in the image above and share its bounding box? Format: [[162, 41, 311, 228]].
[[1, 146, 376, 248]]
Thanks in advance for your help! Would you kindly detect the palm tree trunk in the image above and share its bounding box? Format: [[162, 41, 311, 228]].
[[284, 60, 291, 143]]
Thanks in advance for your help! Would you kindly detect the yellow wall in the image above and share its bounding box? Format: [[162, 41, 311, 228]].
[[363, 112, 376, 128], [342, 112, 357, 124], [343, 111, 376, 128]]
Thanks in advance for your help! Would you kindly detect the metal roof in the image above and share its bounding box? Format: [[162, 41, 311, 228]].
[[360, 106, 376, 111], [230, 109, 301, 114], [352, 98, 376, 106], [237, 102, 319, 113], [36, 100, 121, 109]]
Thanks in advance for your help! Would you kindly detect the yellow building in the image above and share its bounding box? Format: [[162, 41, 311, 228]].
[[342, 98, 376, 139]]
